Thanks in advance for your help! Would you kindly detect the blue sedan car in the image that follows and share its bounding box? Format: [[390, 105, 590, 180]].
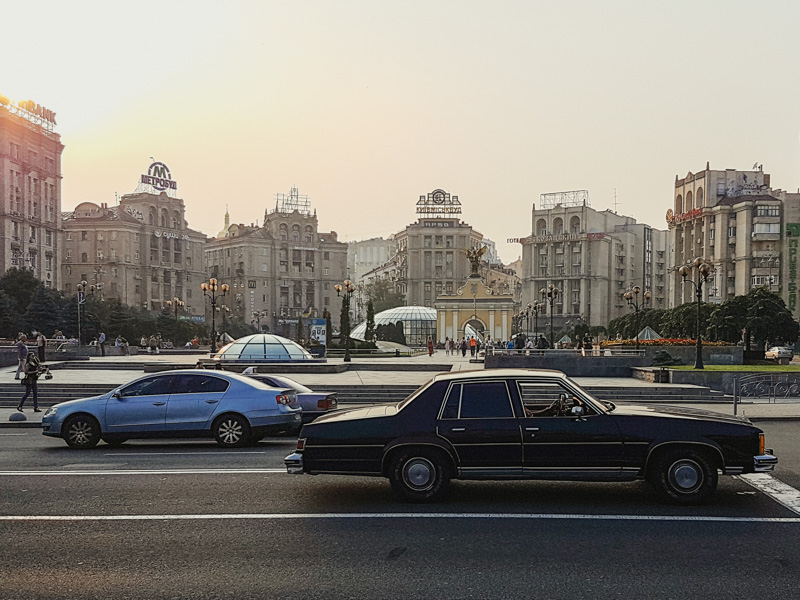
[[42, 370, 302, 449]]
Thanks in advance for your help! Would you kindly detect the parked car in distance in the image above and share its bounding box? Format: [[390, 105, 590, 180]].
[[286, 369, 777, 504], [246, 374, 338, 423], [765, 346, 793, 364], [42, 370, 301, 449]]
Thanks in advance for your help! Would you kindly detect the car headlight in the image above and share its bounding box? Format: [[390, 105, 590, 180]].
[[43, 407, 57, 417]]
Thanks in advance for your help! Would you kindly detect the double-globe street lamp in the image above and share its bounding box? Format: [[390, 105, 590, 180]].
[[517, 303, 533, 339], [201, 278, 229, 353], [252, 309, 269, 332], [623, 286, 652, 350], [334, 279, 355, 363], [76, 280, 101, 346], [679, 257, 712, 370], [532, 302, 545, 340], [540, 284, 561, 348]]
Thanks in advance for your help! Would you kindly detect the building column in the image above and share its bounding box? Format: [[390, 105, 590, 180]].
[[452, 310, 459, 340], [501, 310, 508, 341], [489, 310, 496, 342], [439, 310, 446, 342]]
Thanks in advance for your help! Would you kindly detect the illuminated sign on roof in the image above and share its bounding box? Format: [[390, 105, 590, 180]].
[[140, 162, 177, 192]]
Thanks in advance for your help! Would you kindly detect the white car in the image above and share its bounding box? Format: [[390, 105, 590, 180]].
[[765, 346, 793, 362]]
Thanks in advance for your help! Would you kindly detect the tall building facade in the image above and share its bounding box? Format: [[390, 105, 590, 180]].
[[395, 189, 484, 307], [0, 96, 62, 288], [347, 236, 396, 282], [61, 188, 207, 314], [669, 164, 800, 318], [519, 191, 669, 330], [205, 187, 348, 332]]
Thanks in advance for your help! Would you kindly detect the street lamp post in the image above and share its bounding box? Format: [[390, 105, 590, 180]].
[[532, 302, 544, 339], [334, 279, 355, 363], [679, 257, 712, 369], [623, 286, 652, 350], [201, 278, 229, 353], [540, 284, 561, 348], [252, 309, 268, 332], [165, 297, 185, 321], [76, 280, 89, 346]]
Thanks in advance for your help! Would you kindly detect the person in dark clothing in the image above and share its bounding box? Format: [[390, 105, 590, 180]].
[[461, 338, 467, 357], [18, 353, 42, 412]]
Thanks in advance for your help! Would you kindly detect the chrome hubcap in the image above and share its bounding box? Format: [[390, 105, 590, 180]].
[[218, 420, 243, 444], [68, 421, 93, 445], [403, 458, 435, 490], [669, 459, 702, 492]]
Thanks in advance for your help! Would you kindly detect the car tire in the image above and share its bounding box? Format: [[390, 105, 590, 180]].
[[63, 414, 101, 449], [212, 414, 251, 448], [653, 449, 717, 505], [388, 448, 451, 503], [101, 437, 128, 447]]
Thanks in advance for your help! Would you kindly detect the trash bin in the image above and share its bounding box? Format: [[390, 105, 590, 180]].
[[659, 367, 670, 383], [395, 349, 400, 357]]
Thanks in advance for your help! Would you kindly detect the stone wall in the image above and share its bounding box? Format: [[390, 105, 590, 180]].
[[485, 352, 647, 377]]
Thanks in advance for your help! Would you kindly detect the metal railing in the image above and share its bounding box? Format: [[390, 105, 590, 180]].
[[486, 348, 646, 357], [734, 373, 800, 414]]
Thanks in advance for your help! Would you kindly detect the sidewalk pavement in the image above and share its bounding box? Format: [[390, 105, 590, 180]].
[[3, 352, 800, 427]]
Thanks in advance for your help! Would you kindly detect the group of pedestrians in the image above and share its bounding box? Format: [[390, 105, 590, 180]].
[[440, 336, 483, 357]]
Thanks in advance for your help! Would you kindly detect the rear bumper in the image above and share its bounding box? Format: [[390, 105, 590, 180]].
[[285, 452, 304, 474], [754, 451, 778, 472]]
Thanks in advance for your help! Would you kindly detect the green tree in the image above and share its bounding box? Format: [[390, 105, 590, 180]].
[[0, 268, 41, 316], [745, 286, 799, 348], [323, 308, 332, 347], [364, 279, 405, 313], [659, 302, 714, 339], [339, 297, 351, 352], [23, 286, 66, 337], [707, 295, 749, 345], [365, 300, 375, 342]]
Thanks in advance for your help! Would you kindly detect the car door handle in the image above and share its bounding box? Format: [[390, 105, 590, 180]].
[[205, 399, 219, 404], [450, 427, 466, 432], [525, 427, 540, 432], [152, 402, 166, 406]]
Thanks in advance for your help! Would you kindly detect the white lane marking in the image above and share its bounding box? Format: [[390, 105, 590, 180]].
[[103, 452, 268, 456], [0, 513, 798, 523], [0, 469, 286, 476], [0, 433, 28, 436], [739, 474, 800, 515]]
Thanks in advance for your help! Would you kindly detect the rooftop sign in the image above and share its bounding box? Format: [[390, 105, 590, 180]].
[[0, 94, 57, 133], [140, 162, 177, 192], [416, 189, 462, 217]]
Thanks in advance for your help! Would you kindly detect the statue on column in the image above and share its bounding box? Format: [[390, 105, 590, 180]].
[[464, 245, 487, 278]]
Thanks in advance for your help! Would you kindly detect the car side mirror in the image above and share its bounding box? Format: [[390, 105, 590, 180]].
[[111, 390, 121, 399]]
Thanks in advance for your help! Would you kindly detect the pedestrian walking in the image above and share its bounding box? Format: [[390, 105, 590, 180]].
[[36, 331, 46, 363], [14, 334, 28, 380], [469, 337, 476, 356], [444, 337, 450, 356], [461, 338, 467, 357], [17, 352, 42, 412], [148, 335, 158, 354], [98, 331, 106, 356], [427, 336, 434, 357]]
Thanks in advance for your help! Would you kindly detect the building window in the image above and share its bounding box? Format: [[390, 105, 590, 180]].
[[81, 231, 87, 241], [262, 263, 268, 272], [755, 206, 780, 217], [753, 223, 780, 234], [324, 267, 330, 275], [323, 251, 330, 260], [81, 253, 88, 263]]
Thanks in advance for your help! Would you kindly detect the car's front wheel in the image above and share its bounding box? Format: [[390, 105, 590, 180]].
[[63, 414, 101, 449], [653, 449, 718, 504], [212, 414, 251, 448], [388, 448, 451, 503]]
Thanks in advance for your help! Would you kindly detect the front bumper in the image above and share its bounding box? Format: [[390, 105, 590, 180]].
[[285, 452, 304, 474], [754, 450, 778, 472]]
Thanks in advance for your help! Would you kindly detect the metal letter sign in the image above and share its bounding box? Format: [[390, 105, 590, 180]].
[[78, 291, 86, 305], [788, 224, 800, 312]]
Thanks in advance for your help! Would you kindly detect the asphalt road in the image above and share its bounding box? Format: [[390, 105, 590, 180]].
[[2, 424, 799, 599]]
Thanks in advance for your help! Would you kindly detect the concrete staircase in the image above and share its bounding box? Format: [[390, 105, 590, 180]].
[[0, 382, 733, 408]]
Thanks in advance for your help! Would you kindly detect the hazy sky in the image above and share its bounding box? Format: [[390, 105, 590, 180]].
[[5, 0, 800, 262]]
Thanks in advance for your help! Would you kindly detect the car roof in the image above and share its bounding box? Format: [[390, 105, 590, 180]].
[[432, 369, 568, 383], [130, 369, 271, 388]]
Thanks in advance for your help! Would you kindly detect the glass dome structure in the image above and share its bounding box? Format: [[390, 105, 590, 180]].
[[351, 306, 437, 346], [214, 333, 314, 362]]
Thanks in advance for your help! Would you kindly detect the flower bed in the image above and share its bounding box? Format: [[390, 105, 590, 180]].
[[600, 338, 729, 347]]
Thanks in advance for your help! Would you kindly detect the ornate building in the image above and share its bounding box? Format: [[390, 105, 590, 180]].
[[61, 186, 207, 314], [519, 191, 669, 330], [668, 164, 800, 317], [205, 187, 348, 333], [0, 96, 62, 288]]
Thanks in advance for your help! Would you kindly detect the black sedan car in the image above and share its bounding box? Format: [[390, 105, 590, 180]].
[[285, 369, 777, 503]]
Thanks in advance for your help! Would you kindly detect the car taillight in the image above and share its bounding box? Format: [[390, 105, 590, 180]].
[[276, 394, 290, 405], [759, 433, 765, 455], [317, 395, 337, 410], [296, 438, 305, 450]]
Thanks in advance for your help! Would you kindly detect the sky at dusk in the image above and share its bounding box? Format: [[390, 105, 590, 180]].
[[4, 0, 800, 263]]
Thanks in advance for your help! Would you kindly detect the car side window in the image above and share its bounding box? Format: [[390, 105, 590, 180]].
[[120, 375, 174, 397], [519, 382, 596, 417], [459, 382, 513, 419], [441, 384, 461, 419], [173, 374, 230, 394]]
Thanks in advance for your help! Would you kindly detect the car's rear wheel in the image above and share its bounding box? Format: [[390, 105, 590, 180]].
[[653, 449, 717, 505], [63, 414, 101, 449], [388, 448, 451, 503], [212, 414, 251, 448]]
